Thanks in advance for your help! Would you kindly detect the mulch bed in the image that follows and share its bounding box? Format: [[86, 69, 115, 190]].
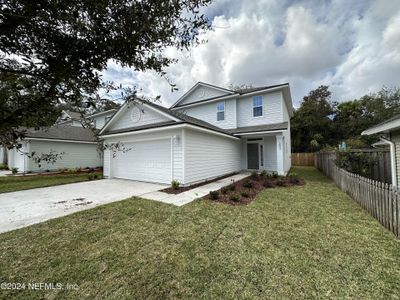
[[204, 174, 305, 205], [161, 172, 238, 194], [9, 167, 103, 177]]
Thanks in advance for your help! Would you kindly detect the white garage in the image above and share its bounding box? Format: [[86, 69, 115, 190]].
[[101, 101, 240, 186], [111, 139, 172, 184]]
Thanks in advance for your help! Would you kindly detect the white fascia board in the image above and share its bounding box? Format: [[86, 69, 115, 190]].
[[233, 130, 285, 136], [170, 82, 235, 108], [362, 119, 400, 135], [26, 138, 97, 144], [101, 123, 239, 140], [171, 85, 290, 110]]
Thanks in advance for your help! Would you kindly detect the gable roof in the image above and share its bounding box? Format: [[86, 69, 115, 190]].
[[362, 115, 400, 135], [25, 126, 97, 142], [63, 110, 82, 120], [100, 99, 237, 139], [170, 82, 293, 117], [170, 81, 235, 108], [227, 122, 288, 135]]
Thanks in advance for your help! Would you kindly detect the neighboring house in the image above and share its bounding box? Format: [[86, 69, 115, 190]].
[[57, 110, 83, 127], [57, 109, 117, 129], [0, 146, 6, 164], [7, 126, 101, 173], [4, 109, 116, 172], [100, 82, 293, 185], [362, 115, 400, 186]]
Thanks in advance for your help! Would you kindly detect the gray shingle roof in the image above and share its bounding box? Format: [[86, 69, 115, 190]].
[[103, 121, 177, 135], [25, 126, 98, 142], [172, 83, 289, 108], [102, 100, 288, 138], [64, 110, 82, 120], [227, 122, 288, 134], [234, 83, 289, 94], [144, 101, 234, 136], [364, 114, 400, 132]]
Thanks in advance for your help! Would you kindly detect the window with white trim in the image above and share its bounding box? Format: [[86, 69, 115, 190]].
[[217, 102, 225, 121], [253, 95, 263, 117]]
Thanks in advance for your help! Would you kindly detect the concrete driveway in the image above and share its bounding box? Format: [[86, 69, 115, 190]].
[[0, 179, 166, 234]]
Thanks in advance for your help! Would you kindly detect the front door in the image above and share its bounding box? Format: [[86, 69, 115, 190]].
[[247, 143, 259, 169]]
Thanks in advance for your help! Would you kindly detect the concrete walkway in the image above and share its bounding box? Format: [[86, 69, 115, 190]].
[[141, 172, 250, 206], [0, 170, 11, 177]]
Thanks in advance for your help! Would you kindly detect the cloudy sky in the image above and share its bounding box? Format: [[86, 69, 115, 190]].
[[103, 0, 400, 107]]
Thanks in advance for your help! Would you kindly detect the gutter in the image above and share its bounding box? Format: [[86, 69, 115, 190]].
[[377, 137, 397, 186]]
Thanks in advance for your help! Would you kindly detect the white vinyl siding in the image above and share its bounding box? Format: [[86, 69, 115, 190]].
[[109, 104, 171, 131], [184, 129, 241, 184], [263, 136, 278, 171], [7, 142, 28, 172], [92, 112, 115, 129], [177, 99, 236, 129], [390, 130, 400, 185], [237, 91, 284, 127], [104, 129, 183, 183], [27, 141, 101, 172], [179, 85, 230, 106], [103, 148, 111, 177]]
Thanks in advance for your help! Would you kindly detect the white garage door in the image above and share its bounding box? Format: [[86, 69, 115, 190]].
[[111, 139, 171, 184]]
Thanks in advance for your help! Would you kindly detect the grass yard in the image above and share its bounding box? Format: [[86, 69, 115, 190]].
[[0, 167, 399, 299], [0, 172, 103, 194]]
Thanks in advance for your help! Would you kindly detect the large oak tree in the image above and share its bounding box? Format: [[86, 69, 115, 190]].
[[0, 0, 211, 148]]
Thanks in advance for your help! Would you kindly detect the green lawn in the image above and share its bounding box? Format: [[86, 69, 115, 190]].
[[0, 172, 103, 193], [0, 167, 399, 299]]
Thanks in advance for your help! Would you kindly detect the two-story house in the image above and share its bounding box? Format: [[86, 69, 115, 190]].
[[57, 109, 117, 129], [100, 82, 293, 185]]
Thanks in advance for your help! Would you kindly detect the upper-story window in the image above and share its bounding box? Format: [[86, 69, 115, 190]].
[[253, 95, 263, 117], [217, 102, 225, 121]]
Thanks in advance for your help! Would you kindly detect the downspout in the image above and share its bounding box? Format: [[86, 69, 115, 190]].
[[379, 137, 397, 186]]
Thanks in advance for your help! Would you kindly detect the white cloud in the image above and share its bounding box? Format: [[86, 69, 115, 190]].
[[102, 0, 400, 107]]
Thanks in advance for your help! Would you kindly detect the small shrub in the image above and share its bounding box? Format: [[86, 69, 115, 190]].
[[276, 179, 286, 186], [209, 190, 219, 200], [271, 172, 279, 179], [27, 171, 32, 174], [67, 168, 78, 174], [229, 193, 240, 202], [250, 171, 259, 180], [228, 184, 236, 191], [11, 167, 18, 174], [171, 179, 180, 190], [0, 163, 8, 170], [45, 169, 50, 173], [88, 173, 100, 180], [260, 170, 268, 178], [243, 180, 253, 188], [263, 181, 275, 188], [241, 191, 250, 198], [221, 187, 229, 194]]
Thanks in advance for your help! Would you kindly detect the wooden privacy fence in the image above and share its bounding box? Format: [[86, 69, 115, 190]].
[[315, 153, 399, 238], [312, 149, 391, 184], [291, 153, 315, 166]]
